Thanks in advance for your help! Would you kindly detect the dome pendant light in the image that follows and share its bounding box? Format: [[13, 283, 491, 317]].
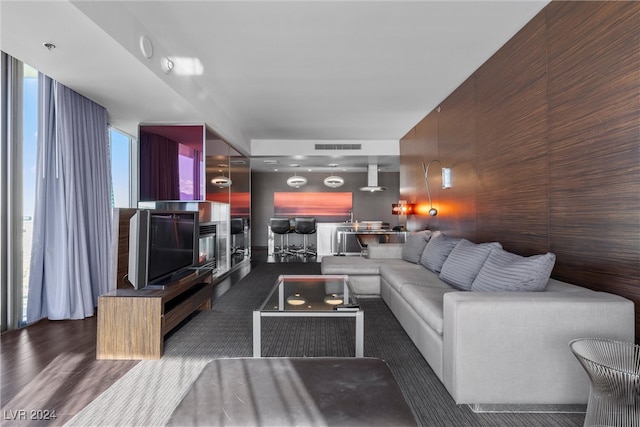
[[287, 174, 307, 188], [324, 165, 344, 188], [287, 165, 307, 188], [211, 173, 232, 188], [211, 164, 232, 188]]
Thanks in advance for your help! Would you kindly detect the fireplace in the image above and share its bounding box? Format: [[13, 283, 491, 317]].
[[198, 222, 216, 270]]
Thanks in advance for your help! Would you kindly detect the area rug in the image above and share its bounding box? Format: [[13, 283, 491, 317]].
[[66, 263, 583, 426]]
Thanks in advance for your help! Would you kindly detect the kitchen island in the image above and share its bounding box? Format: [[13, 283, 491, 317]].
[[267, 221, 407, 256]]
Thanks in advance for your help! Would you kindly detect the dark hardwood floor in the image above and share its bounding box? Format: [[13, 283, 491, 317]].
[[0, 252, 272, 426]]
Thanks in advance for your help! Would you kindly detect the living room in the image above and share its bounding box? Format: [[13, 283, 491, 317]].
[[1, 1, 639, 426]]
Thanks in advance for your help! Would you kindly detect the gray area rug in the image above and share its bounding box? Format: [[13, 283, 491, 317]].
[[67, 263, 583, 426]]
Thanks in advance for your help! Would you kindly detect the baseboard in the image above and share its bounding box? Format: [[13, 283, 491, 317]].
[[468, 403, 587, 414]]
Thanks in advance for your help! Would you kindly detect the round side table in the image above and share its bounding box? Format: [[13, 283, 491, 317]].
[[569, 338, 640, 427]]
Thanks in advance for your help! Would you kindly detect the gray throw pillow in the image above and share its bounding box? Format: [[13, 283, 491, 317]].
[[402, 230, 432, 264], [471, 249, 556, 292], [439, 239, 502, 290], [419, 231, 460, 273]]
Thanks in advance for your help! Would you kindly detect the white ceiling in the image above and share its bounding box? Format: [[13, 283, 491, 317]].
[[0, 0, 548, 172]]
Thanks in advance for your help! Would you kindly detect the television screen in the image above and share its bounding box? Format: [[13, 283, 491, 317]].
[[148, 212, 197, 283], [128, 210, 198, 289]]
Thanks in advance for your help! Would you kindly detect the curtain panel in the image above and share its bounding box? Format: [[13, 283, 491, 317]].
[[27, 76, 111, 322], [139, 132, 180, 200]]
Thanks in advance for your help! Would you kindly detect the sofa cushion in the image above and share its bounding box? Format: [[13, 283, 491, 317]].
[[471, 249, 556, 292], [402, 230, 432, 264], [400, 285, 458, 335], [419, 231, 460, 273], [380, 263, 450, 293], [367, 243, 404, 260], [321, 256, 381, 275], [439, 239, 502, 291]]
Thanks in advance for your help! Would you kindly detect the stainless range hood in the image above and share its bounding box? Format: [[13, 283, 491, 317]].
[[359, 164, 386, 192]]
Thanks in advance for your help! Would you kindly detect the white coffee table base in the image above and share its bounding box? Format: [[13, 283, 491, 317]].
[[253, 310, 364, 358]]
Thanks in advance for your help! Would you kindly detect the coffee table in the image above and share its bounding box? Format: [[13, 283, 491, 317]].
[[253, 275, 364, 357]]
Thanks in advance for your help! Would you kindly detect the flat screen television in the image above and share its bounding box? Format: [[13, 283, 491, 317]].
[[128, 209, 199, 289]]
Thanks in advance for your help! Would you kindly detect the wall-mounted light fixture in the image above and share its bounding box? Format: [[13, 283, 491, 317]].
[[391, 202, 415, 216], [422, 160, 452, 216]]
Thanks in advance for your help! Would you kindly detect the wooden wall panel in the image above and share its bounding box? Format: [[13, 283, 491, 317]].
[[546, 2, 640, 335], [401, 112, 439, 231], [475, 11, 549, 255], [437, 78, 477, 240], [399, 2, 640, 339]]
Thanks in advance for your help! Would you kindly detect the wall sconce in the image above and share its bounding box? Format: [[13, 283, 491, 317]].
[[391, 202, 415, 216], [422, 160, 452, 216]]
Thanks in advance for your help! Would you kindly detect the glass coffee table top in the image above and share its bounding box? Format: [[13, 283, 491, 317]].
[[259, 274, 358, 312], [253, 275, 363, 357]]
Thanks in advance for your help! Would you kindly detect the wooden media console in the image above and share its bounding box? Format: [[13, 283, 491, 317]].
[[97, 269, 213, 360]]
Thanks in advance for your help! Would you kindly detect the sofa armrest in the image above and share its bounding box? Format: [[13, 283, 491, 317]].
[[442, 291, 635, 405], [366, 243, 404, 260]]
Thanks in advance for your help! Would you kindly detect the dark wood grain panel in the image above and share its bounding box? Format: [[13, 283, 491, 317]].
[[400, 2, 640, 339], [401, 112, 439, 232], [109, 208, 137, 289], [546, 1, 640, 337], [475, 11, 549, 255], [437, 78, 477, 240]]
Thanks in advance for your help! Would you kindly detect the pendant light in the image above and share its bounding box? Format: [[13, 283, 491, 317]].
[[287, 165, 307, 188], [324, 164, 344, 188], [211, 164, 232, 188]]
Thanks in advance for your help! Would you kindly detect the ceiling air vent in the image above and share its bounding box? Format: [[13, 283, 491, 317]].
[[315, 144, 362, 151]]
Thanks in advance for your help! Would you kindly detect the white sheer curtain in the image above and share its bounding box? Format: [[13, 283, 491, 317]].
[[27, 75, 111, 322]]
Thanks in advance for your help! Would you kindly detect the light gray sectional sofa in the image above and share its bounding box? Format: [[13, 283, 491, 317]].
[[321, 230, 635, 410]]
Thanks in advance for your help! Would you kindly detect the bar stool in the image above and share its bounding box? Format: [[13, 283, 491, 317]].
[[569, 338, 640, 427], [294, 217, 316, 256], [230, 217, 245, 255], [270, 217, 293, 256]]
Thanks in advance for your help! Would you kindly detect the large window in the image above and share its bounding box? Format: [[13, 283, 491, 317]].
[[1, 55, 39, 330], [109, 127, 133, 208], [20, 64, 38, 324]]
